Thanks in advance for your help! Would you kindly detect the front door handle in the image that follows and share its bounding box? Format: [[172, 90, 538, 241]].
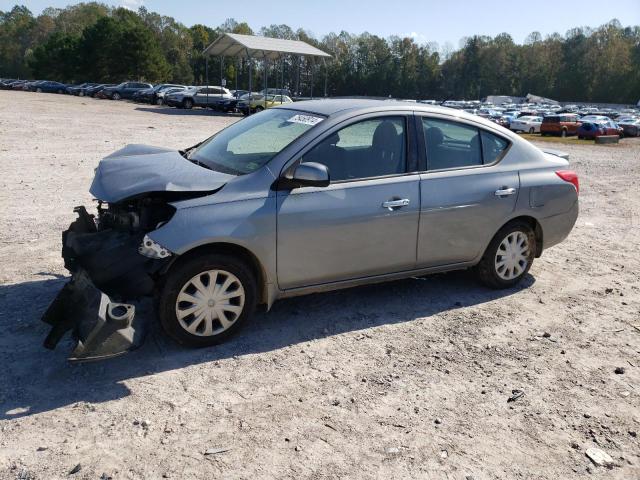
[[382, 198, 410, 210], [494, 187, 516, 197]]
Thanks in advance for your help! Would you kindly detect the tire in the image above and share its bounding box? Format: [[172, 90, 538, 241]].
[[561, 128, 567, 138], [155, 97, 163, 105], [112, 92, 121, 100], [158, 253, 257, 348], [183, 98, 193, 109], [57, 89, 63, 94], [529, 127, 535, 134], [476, 220, 536, 289], [578, 135, 583, 140], [36, 88, 42, 93], [255, 105, 264, 112]]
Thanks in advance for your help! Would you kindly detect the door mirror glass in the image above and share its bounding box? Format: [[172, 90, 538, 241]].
[[289, 162, 330, 188]]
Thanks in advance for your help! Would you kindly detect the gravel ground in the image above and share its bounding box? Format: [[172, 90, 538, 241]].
[[0, 91, 639, 480]]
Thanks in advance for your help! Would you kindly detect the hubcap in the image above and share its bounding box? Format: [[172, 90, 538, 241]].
[[495, 231, 530, 280], [175, 270, 245, 336]]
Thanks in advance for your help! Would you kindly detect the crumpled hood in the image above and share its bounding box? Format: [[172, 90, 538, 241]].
[[90, 144, 233, 203]]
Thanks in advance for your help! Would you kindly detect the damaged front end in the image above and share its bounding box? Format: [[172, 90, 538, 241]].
[[43, 200, 174, 362]]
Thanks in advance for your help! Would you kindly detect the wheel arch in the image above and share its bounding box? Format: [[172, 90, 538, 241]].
[[498, 215, 543, 257], [162, 242, 269, 306]]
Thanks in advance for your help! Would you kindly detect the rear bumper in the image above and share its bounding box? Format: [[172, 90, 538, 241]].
[[539, 200, 579, 252]]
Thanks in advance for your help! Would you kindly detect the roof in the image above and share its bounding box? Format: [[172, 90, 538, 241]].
[[271, 99, 519, 135], [203, 33, 331, 60]]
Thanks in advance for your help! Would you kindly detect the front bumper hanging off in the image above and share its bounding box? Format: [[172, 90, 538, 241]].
[[42, 206, 170, 362], [42, 271, 142, 362]]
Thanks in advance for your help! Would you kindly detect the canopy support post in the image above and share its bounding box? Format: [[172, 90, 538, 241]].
[[247, 48, 252, 98], [323, 57, 327, 98], [310, 57, 314, 100], [263, 53, 268, 110], [280, 54, 284, 104]]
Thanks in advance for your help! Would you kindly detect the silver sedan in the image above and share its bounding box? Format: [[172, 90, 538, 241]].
[[43, 100, 579, 359]]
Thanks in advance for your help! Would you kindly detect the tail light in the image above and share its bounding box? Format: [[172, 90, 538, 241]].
[[556, 170, 579, 194]]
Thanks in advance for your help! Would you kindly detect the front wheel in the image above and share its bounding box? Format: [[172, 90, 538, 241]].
[[254, 105, 264, 113], [112, 92, 121, 100], [529, 127, 535, 134], [155, 97, 163, 105], [476, 221, 536, 289], [158, 254, 257, 347], [183, 98, 193, 109]]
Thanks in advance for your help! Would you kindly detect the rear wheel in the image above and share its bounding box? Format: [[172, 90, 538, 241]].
[[255, 105, 264, 112], [529, 127, 535, 134], [158, 254, 257, 347], [183, 98, 193, 109], [36, 88, 42, 93], [156, 97, 163, 105], [561, 128, 567, 138], [476, 221, 536, 289]]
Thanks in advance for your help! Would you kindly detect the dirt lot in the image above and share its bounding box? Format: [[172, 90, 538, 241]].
[[0, 91, 639, 480]]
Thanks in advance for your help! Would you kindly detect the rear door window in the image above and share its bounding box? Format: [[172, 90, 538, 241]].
[[422, 118, 482, 170], [480, 131, 509, 164], [421, 118, 510, 170]]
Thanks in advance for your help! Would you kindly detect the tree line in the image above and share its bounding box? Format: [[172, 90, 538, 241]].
[[1, 3, 639, 103]]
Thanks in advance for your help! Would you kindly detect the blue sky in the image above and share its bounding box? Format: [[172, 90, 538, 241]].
[[5, 0, 640, 47]]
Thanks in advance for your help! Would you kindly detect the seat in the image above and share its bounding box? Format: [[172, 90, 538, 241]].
[[364, 121, 404, 177], [425, 126, 446, 170], [304, 133, 348, 181]]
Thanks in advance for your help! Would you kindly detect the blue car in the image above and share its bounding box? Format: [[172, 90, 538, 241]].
[[30, 81, 68, 94]]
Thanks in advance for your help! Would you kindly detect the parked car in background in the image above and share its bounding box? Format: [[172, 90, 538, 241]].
[[42, 100, 579, 359], [262, 87, 292, 97], [618, 118, 640, 137], [540, 114, 581, 137], [231, 89, 250, 98], [510, 116, 543, 133], [85, 84, 113, 97], [580, 115, 611, 123], [165, 86, 233, 109], [30, 80, 68, 94], [156, 86, 187, 105], [133, 84, 185, 104], [577, 120, 623, 140], [66, 83, 95, 95], [100, 82, 153, 100], [237, 93, 293, 115], [0, 79, 20, 89]]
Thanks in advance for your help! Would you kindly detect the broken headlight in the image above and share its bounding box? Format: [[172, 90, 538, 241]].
[[138, 235, 172, 259]]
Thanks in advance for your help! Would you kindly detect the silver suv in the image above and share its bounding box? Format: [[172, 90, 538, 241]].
[[42, 100, 579, 360]]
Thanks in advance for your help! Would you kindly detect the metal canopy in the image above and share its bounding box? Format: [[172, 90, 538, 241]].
[[203, 33, 331, 60]]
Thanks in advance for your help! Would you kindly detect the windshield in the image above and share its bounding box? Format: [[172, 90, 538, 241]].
[[188, 109, 324, 175]]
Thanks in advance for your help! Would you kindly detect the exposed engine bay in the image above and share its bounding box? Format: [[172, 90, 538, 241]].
[[43, 195, 179, 361], [41, 143, 233, 361]]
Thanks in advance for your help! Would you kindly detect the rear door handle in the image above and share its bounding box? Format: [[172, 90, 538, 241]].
[[382, 199, 410, 210], [494, 187, 516, 197]]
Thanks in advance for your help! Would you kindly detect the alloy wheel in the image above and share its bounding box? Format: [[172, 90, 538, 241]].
[[494, 231, 530, 280], [175, 269, 245, 337]]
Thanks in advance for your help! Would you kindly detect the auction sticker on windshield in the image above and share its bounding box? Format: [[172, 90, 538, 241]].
[[287, 114, 324, 126]]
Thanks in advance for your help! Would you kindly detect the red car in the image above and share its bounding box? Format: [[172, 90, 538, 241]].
[[577, 120, 623, 140]]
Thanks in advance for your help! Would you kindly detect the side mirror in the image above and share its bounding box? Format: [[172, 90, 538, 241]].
[[283, 162, 330, 188]]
